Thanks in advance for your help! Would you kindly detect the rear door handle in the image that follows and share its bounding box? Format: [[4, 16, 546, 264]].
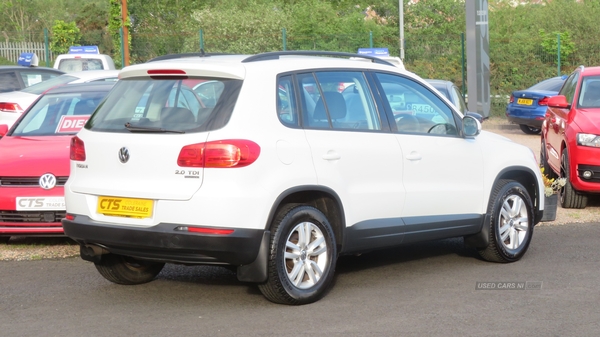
[[322, 151, 341, 161], [406, 151, 422, 161]]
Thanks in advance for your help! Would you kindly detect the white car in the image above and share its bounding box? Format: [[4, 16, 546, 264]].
[[0, 70, 119, 129], [62, 51, 545, 305]]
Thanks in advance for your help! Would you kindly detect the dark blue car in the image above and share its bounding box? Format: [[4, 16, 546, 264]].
[[506, 75, 567, 134]]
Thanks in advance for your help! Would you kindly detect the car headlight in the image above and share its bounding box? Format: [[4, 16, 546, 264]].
[[577, 133, 600, 147]]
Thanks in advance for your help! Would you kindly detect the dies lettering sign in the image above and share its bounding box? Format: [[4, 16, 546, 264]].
[[56, 115, 90, 133]]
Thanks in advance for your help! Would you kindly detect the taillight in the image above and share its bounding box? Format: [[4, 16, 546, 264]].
[[509, 95, 514, 103], [0, 102, 23, 113], [70, 136, 86, 161], [177, 139, 260, 168], [538, 97, 549, 106]]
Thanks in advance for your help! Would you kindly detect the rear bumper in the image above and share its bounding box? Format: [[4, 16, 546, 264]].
[[62, 214, 266, 266], [506, 115, 544, 128]]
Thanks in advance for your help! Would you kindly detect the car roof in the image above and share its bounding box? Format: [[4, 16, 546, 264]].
[[43, 81, 116, 95], [121, 52, 410, 80], [64, 70, 120, 81], [0, 65, 63, 72], [580, 66, 600, 76]]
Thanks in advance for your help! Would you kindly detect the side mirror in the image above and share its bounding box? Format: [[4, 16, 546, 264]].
[[547, 95, 570, 109], [0, 124, 8, 137], [462, 115, 481, 137]]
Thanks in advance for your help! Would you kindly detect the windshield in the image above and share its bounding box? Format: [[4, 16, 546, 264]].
[[21, 75, 77, 95], [11, 90, 109, 136], [578, 76, 600, 108], [87, 77, 242, 133]]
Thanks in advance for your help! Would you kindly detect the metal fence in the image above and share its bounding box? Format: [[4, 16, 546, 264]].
[[3, 29, 600, 117], [0, 41, 53, 65]]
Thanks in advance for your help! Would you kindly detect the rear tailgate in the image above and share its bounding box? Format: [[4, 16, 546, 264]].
[[68, 128, 208, 200]]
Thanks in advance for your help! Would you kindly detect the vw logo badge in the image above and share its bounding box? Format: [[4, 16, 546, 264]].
[[39, 173, 57, 190], [119, 147, 130, 163]]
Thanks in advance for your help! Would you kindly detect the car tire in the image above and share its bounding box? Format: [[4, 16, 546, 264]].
[[519, 124, 541, 134], [478, 179, 534, 263], [0, 236, 10, 244], [560, 150, 588, 209], [258, 204, 337, 305], [540, 138, 557, 179], [94, 254, 165, 285]]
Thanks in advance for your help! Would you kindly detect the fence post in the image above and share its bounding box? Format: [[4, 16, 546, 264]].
[[369, 31, 373, 48], [199, 29, 204, 51], [557, 34, 561, 76], [44, 28, 50, 67], [461, 32, 466, 100], [282, 28, 287, 51], [119, 27, 125, 67]]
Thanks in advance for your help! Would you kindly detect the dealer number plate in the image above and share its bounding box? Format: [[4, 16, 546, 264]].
[[97, 196, 153, 218]]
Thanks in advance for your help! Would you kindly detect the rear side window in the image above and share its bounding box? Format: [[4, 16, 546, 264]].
[[298, 71, 381, 131], [277, 75, 299, 127], [87, 77, 242, 133]]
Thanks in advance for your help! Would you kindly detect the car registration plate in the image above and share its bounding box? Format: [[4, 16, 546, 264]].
[[97, 196, 153, 218], [517, 98, 533, 105]]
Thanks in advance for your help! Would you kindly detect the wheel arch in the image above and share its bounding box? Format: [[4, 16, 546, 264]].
[[266, 185, 346, 253], [494, 166, 542, 224]]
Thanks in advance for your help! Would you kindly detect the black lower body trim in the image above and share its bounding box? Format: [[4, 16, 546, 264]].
[[62, 215, 265, 266]]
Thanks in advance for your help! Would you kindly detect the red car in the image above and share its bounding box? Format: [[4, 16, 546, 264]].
[[541, 66, 600, 209], [0, 82, 115, 242]]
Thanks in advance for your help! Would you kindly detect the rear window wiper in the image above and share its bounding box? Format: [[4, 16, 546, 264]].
[[124, 122, 185, 134]]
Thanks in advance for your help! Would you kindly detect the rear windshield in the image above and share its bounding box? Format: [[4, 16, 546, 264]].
[[21, 75, 77, 95], [529, 77, 565, 92], [11, 90, 110, 136], [86, 77, 242, 133], [58, 58, 105, 72]]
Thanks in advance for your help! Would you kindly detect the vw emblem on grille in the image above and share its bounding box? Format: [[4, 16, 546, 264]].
[[118, 147, 130, 163], [39, 173, 57, 190]]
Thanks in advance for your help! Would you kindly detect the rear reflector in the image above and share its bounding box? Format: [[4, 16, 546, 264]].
[[0, 102, 23, 113], [65, 214, 75, 221], [70, 136, 86, 161], [175, 226, 235, 235], [178, 139, 260, 168]]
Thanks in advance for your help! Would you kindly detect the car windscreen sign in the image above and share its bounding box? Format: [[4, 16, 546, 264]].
[[55, 115, 90, 133]]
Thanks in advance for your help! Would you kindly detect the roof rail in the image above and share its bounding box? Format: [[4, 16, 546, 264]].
[[147, 51, 231, 62], [241, 51, 396, 67]]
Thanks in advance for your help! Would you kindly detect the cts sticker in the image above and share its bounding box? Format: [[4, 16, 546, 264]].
[[16, 197, 66, 210]]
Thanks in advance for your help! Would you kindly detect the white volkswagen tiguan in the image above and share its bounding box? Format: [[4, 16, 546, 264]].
[[62, 51, 545, 305]]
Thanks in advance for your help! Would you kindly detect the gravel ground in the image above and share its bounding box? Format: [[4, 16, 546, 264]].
[[1, 117, 598, 261]]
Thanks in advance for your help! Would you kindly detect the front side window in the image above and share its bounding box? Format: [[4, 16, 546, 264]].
[[560, 71, 579, 104], [299, 71, 381, 131], [376, 73, 458, 135], [87, 77, 242, 133], [19, 70, 61, 88]]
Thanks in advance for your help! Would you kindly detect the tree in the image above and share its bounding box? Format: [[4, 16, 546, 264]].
[[50, 20, 81, 54]]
